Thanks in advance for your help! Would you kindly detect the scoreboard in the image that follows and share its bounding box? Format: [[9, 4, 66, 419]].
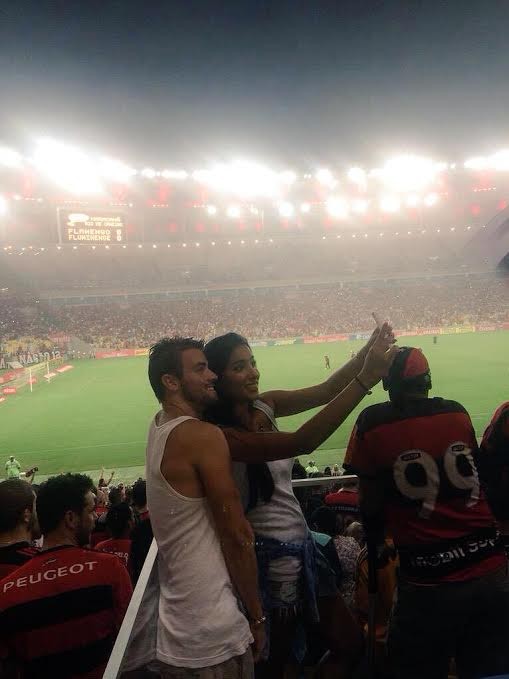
[[57, 209, 126, 244]]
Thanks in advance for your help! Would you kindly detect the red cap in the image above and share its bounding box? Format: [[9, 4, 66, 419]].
[[402, 348, 430, 379]]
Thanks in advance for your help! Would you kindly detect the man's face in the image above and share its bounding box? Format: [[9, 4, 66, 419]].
[[178, 349, 218, 409], [75, 491, 97, 547]]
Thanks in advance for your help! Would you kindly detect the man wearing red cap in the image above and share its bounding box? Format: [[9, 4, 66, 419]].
[[345, 346, 509, 679]]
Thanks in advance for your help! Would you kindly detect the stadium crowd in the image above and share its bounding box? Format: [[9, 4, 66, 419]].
[[1, 275, 507, 353], [1, 327, 509, 679]]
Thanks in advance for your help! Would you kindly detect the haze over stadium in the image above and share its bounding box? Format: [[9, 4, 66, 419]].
[[1, 2, 509, 678]]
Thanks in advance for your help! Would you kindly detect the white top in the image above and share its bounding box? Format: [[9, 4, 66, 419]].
[[233, 400, 308, 582], [146, 413, 252, 668]]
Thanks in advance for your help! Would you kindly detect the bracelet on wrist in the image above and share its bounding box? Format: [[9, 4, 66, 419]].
[[249, 614, 267, 628], [354, 375, 372, 395]]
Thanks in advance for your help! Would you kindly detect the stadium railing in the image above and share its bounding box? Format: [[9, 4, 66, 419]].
[[103, 474, 356, 678]]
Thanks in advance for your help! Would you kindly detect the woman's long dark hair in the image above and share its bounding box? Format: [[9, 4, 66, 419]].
[[204, 332, 274, 511]]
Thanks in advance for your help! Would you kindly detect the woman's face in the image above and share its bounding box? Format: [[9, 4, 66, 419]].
[[218, 343, 260, 403]]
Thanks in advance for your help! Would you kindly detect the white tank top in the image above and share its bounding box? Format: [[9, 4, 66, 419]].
[[146, 413, 252, 668], [232, 400, 308, 582]]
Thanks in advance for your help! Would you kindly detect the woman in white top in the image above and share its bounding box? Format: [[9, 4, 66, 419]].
[[204, 327, 395, 678]]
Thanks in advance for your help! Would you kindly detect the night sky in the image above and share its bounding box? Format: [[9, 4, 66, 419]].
[[1, 0, 509, 166]]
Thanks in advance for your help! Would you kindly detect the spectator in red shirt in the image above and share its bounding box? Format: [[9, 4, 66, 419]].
[[0, 473, 132, 679], [95, 501, 134, 569], [0, 480, 40, 580], [345, 347, 509, 679]]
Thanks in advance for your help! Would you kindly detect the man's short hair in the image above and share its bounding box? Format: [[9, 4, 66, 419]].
[[106, 502, 132, 539], [0, 479, 34, 533], [148, 337, 205, 402], [131, 479, 147, 509], [36, 473, 94, 535]]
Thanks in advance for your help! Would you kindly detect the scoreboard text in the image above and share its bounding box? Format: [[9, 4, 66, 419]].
[[58, 210, 126, 243]]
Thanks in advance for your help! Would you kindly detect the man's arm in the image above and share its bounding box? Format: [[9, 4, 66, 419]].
[[260, 324, 393, 417], [191, 423, 265, 659]]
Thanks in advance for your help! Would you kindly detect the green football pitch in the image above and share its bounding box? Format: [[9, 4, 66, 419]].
[[1, 331, 507, 484]]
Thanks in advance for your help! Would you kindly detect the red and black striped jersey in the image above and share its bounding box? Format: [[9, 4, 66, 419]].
[[0, 544, 133, 679], [345, 397, 505, 582], [0, 542, 39, 581]]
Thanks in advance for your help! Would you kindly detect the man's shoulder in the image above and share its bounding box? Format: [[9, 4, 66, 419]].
[[166, 418, 225, 456], [355, 398, 469, 436]]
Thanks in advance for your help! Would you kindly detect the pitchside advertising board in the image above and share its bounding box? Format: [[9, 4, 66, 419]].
[[57, 209, 126, 244]]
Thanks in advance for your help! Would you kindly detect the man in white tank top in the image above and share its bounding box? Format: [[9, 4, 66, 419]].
[[146, 337, 265, 678]]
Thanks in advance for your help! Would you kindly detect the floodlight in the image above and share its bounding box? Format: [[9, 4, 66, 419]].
[[226, 205, 241, 218], [278, 202, 294, 218], [380, 155, 437, 193], [33, 138, 103, 194], [316, 169, 336, 188], [326, 197, 348, 218], [423, 193, 439, 207], [100, 157, 136, 182], [351, 199, 368, 214], [379, 195, 401, 213]]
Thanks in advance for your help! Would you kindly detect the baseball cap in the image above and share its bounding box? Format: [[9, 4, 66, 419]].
[[383, 346, 431, 392]]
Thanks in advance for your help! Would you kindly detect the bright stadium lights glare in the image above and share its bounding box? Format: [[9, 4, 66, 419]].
[[206, 204, 217, 216], [300, 202, 311, 213], [423, 192, 439, 207], [280, 170, 297, 185], [464, 150, 509, 171], [161, 169, 188, 180], [226, 205, 241, 219], [32, 139, 103, 194], [278, 202, 294, 218], [0, 196, 8, 217], [192, 161, 287, 198], [141, 167, 157, 179], [316, 169, 337, 188], [406, 194, 421, 207], [379, 195, 401, 213], [351, 198, 368, 214], [347, 167, 367, 188], [326, 197, 348, 218], [0, 147, 22, 168], [99, 157, 136, 183], [380, 155, 437, 193]]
